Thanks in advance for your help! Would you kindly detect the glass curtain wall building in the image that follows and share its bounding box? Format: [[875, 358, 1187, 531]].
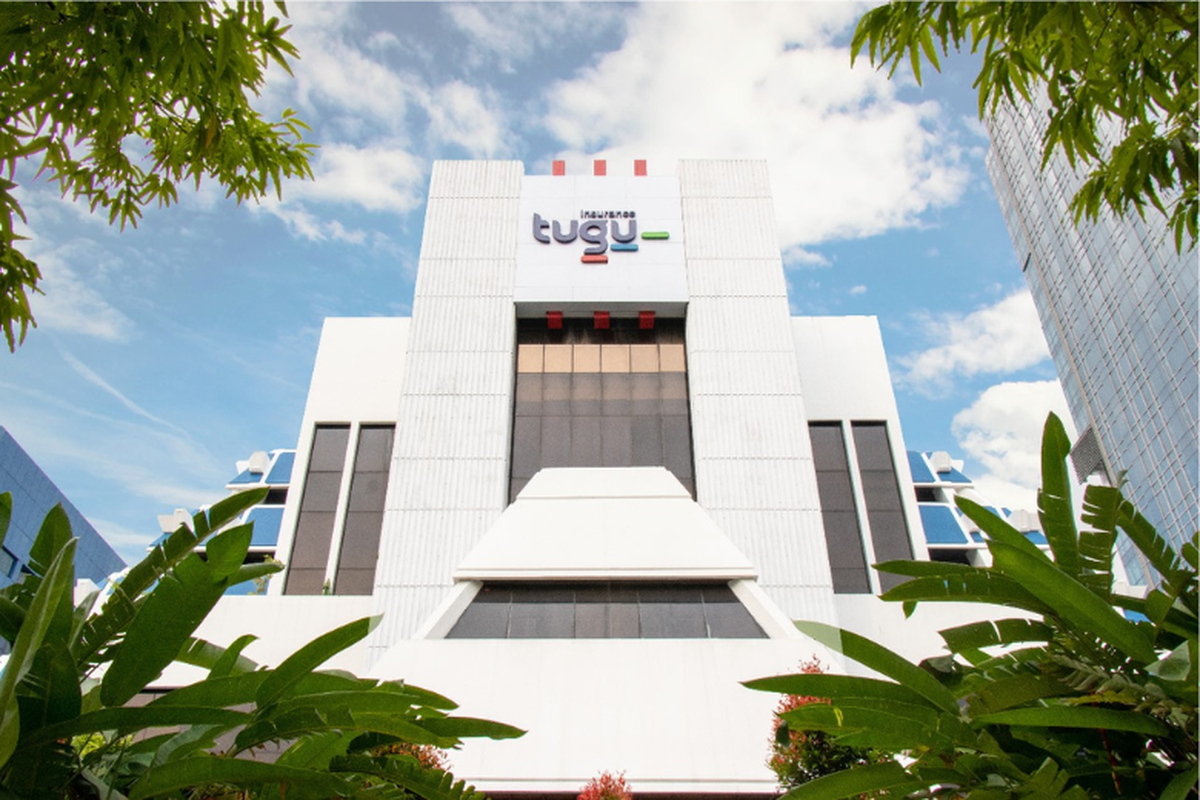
[[985, 96, 1199, 584]]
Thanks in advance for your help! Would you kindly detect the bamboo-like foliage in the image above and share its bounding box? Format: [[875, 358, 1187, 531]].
[[0, 488, 523, 798], [747, 413, 1198, 799]]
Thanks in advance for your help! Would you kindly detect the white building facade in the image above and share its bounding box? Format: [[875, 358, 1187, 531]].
[[182, 160, 1008, 798]]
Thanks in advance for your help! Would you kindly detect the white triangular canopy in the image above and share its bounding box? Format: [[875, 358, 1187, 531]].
[[454, 467, 756, 581]]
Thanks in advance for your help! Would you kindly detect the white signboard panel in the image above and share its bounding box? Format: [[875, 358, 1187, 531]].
[[515, 175, 687, 315]]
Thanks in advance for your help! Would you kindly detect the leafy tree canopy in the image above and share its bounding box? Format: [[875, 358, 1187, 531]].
[[0, 1, 315, 350], [852, 2, 1198, 252]]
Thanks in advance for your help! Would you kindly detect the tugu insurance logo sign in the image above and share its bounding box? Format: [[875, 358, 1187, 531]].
[[531, 210, 670, 263], [515, 174, 686, 308]]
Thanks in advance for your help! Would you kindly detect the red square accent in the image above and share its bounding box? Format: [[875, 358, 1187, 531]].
[[546, 311, 563, 329], [634, 159, 647, 176], [552, 160, 565, 176], [638, 310, 655, 329], [593, 311, 610, 330], [593, 159, 606, 176]]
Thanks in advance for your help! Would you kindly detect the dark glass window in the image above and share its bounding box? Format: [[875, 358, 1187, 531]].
[[334, 425, 394, 595], [809, 423, 870, 594], [852, 422, 913, 591], [284, 425, 349, 595], [446, 582, 766, 639], [510, 317, 694, 501]]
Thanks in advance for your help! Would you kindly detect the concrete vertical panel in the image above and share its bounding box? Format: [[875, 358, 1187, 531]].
[[686, 352, 801, 396], [686, 259, 789, 298], [680, 160, 833, 623], [686, 296, 797, 352], [401, 351, 512, 396], [680, 199, 784, 260], [372, 162, 523, 657], [678, 159, 772, 198], [415, 258, 517, 299]]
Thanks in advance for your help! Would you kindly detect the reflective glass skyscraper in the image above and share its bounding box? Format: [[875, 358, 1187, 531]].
[[985, 96, 1199, 584]]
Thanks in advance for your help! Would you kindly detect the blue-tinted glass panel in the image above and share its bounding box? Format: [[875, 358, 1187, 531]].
[[907, 452, 936, 484], [228, 469, 260, 485], [266, 452, 295, 485], [918, 505, 967, 545], [246, 507, 284, 547]]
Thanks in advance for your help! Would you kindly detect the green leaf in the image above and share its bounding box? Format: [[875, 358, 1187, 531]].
[[129, 756, 352, 800], [209, 633, 259, 679], [418, 716, 525, 740], [19, 704, 249, 750], [1161, 763, 1199, 800], [744, 673, 941, 711], [1037, 413, 1080, 575], [0, 492, 10, 549], [101, 552, 232, 707], [779, 761, 915, 800], [333, 754, 489, 800], [0, 538, 76, 766], [1147, 639, 1193, 683], [988, 540, 1156, 664], [792, 621, 958, 714], [255, 616, 379, 708], [976, 706, 1173, 737], [176, 635, 260, 675], [939, 618, 1054, 653]]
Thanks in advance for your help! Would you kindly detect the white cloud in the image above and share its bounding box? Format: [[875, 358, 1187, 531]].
[[849, 284, 867, 296], [952, 380, 1076, 511], [425, 81, 508, 156], [446, 4, 623, 72], [26, 245, 134, 341], [898, 290, 1051, 394], [286, 143, 426, 215], [542, 4, 969, 249]]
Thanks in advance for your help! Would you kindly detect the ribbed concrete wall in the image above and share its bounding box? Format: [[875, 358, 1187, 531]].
[[370, 161, 523, 655], [679, 159, 836, 623]]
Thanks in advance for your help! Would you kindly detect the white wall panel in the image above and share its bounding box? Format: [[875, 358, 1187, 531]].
[[427, 160, 523, 199], [414, 258, 517, 299], [420, 198, 521, 259], [389, 459, 508, 511], [686, 352, 803, 396], [687, 258, 790, 297], [689, 395, 810, 457], [406, 296, 514, 353], [372, 162, 523, 657], [677, 159, 772, 198], [686, 296, 796, 352], [680, 160, 834, 624], [681, 198, 782, 260], [401, 352, 512, 396], [391, 396, 511, 459]]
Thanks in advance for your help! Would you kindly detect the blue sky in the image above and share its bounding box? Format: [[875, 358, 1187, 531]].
[[3, 2, 1073, 563]]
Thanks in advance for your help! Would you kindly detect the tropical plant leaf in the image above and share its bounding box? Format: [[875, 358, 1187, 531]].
[[0, 492, 10, 549], [333, 754, 490, 800], [101, 546, 242, 707], [128, 756, 352, 800], [0, 538, 76, 766], [1037, 413, 1080, 576], [939, 618, 1054, 652], [977, 706, 1173, 737], [744, 673, 941, 710], [255, 616, 378, 708], [791, 621, 958, 713], [176, 634, 261, 676], [778, 760, 915, 800], [18, 705, 250, 749], [988, 541, 1156, 664], [880, 570, 1052, 616]]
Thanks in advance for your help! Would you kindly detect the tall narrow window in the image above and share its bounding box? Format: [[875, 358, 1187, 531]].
[[809, 423, 870, 593], [334, 425, 394, 595], [284, 425, 349, 595], [852, 422, 912, 591], [510, 317, 694, 501]]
